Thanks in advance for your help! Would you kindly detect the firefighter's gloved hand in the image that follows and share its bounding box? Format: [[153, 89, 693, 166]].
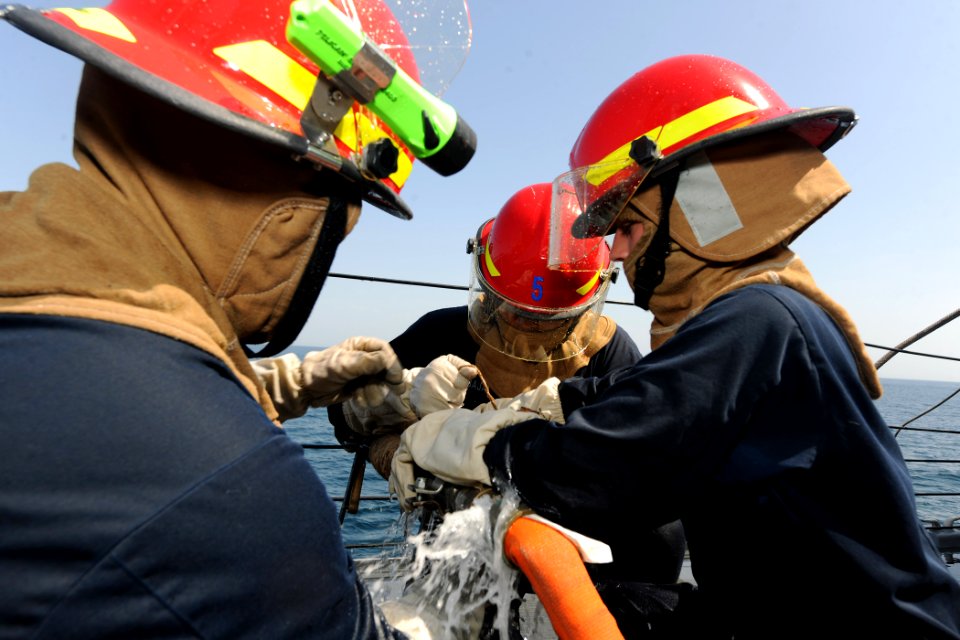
[[488, 377, 565, 424], [252, 353, 310, 423], [301, 336, 404, 407], [389, 405, 538, 510], [409, 354, 479, 417], [341, 367, 420, 436], [253, 337, 403, 422]]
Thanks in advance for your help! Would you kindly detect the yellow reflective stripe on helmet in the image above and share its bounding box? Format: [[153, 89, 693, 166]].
[[213, 41, 314, 110], [583, 157, 634, 190], [213, 40, 412, 188], [484, 242, 501, 277], [658, 95, 759, 150], [55, 8, 136, 43], [586, 96, 759, 185], [575, 269, 601, 296]]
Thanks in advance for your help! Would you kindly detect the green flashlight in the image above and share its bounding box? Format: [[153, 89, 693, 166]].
[[287, 0, 476, 177]]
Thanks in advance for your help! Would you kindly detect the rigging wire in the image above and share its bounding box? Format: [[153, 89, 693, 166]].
[[331, 271, 960, 432], [323, 272, 959, 539], [894, 425, 960, 436], [866, 343, 960, 365], [872, 308, 960, 370], [894, 387, 960, 437], [329, 272, 639, 304]]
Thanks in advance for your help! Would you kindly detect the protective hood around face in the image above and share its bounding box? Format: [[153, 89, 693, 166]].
[[628, 132, 850, 262], [73, 66, 361, 353], [617, 131, 881, 399], [469, 310, 618, 399]]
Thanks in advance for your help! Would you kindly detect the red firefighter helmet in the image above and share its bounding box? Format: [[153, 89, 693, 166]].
[[554, 53, 857, 244], [468, 183, 614, 362], [1, 0, 472, 218]]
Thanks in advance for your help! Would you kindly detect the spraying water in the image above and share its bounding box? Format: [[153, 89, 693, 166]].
[[362, 489, 525, 639]]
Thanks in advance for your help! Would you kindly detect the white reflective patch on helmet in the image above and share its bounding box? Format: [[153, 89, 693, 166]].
[[675, 152, 743, 247]]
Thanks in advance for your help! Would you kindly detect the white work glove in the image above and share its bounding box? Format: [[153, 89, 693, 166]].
[[408, 354, 480, 417], [388, 405, 538, 510], [342, 352, 478, 439], [251, 353, 309, 423], [488, 377, 565, 424], [301, 336, 404, 405], [388, 377, 565, 510], [252, 337, 403, 422], [340, 367, 420, 437]]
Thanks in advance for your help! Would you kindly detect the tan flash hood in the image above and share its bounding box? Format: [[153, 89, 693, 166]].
[[628, 132, 851, 262]]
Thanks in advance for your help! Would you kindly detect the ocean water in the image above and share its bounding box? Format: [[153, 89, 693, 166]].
[[281, 377, 960, 555], [873, 378, 960, 523]]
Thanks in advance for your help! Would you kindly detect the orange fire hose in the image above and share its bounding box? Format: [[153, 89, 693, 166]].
[[503, 516, 624, 640]]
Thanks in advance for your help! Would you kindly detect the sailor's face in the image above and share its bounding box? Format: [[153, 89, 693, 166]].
[[610, 221, 646, 262], [497, 307, 570, 333]]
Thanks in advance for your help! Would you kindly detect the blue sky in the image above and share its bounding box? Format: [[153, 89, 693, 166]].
[[2, 0, 960, 383]]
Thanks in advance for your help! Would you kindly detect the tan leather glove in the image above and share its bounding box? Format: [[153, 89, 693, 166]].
[[409, 354, 480, 417], [301, 336, 404, 406], [388, 405, 538, 510], [341, 367, 420, 437], [488, 377, 564, 424], [252, 337, 403, 422], [337, 352, 478, 455], [251, 353, 310, 423]]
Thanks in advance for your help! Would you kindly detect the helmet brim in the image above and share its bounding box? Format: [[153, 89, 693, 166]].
[[650, 106, 857, 180], [570, 106, 856, 239], [1, 4, 414, 219]]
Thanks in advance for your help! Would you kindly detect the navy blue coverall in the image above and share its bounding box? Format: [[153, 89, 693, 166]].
[[0, 314, 403, 639], [485, 285, 960, 638]]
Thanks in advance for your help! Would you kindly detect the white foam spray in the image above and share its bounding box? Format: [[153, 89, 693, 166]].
[[362, 491, 524, 639]]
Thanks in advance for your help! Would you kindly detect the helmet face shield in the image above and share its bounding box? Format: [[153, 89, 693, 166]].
[[556, 53, 859, 267], [467, 261, 612, 363], [467, 182, 615, 362], [550, 135, 660, 270]]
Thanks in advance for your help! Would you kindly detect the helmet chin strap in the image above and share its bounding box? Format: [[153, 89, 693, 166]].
[[632, 169, 680, 310], [242, 197, 348, 358]]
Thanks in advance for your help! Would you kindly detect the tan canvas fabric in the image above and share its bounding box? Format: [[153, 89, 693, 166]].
[[620, 133, 881, 398], [629, 132, 850, 262], [0, 66, 361, 421], [472, 312, 617, 398], [638, 245, 882, 399]]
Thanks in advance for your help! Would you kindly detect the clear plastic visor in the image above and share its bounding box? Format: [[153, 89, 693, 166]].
[[549, 136, 660, 270], [466, 262, 613, 363]]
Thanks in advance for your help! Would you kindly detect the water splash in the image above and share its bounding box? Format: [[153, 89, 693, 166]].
[[362, 491, 523, 639]]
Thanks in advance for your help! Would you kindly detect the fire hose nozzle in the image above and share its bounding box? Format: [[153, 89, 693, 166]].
[[409, 471, 490, 514]]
